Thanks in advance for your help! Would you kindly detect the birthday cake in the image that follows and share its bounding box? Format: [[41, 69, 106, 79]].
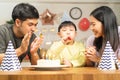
[[37, 59, 60, 67]]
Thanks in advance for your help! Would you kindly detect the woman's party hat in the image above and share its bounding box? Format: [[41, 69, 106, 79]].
[[98, 41, 116, 70]]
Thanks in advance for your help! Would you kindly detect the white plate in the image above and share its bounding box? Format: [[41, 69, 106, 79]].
[[29, 65, 69, 70]]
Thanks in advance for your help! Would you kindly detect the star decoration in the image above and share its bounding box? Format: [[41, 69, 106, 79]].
[[40, 9, 56, 25]]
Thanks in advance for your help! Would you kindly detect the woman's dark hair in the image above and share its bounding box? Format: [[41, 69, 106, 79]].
[[58, 21, 77, 32], [90, 6, 119, 52], [12, 3, 39, 21]]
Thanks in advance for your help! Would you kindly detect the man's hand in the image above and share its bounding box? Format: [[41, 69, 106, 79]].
[[30, 36, 44, 65], [30, 36, 44, 54], [15, 32, 32, 56]]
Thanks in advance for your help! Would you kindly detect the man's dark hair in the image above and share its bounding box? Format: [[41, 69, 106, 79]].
[[12, 3, 39, 21]]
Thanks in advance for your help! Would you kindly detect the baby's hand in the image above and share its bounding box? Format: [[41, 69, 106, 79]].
[[63, 59, 73, 67], [62, 36, 71, 45]]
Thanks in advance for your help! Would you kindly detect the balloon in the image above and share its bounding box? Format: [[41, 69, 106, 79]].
[[40, 9, 56, 25], [78, 18, 90, 31]]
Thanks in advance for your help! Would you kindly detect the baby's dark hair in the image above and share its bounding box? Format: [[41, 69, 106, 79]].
[[58, 21, 77, 32]]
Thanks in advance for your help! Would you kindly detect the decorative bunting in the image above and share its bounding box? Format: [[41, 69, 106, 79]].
[[0, 41, 22, 71]]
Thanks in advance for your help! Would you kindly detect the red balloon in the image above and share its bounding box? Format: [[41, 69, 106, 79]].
[[78, 18, 90, 31]]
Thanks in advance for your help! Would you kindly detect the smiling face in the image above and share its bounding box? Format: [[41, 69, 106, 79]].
[[58, 25, 77, 41], [14, 18, 38, 37], [89, 15, 103, 38]]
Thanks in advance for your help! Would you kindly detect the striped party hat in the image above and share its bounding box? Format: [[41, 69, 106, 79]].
[[0, 40, 22, 71], [98, 41, 116, 70]]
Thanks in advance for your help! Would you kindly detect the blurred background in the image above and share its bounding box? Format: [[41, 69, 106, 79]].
[[0, 0, 120, 50]]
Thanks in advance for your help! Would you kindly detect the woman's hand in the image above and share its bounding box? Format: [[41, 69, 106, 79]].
[[85, 46, 100, 63]]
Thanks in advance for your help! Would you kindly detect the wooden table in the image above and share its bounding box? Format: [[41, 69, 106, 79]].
[[0, 67, 120, 80]]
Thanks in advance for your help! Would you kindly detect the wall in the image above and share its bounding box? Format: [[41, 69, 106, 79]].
[[0, 0, 120, 49]]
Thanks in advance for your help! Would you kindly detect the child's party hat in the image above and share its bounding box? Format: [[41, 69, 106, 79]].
[[61, 12, 71, 22], [0, 41, 22, 71]]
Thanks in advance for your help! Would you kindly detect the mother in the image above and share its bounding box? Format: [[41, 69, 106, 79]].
[[85, 6, 120, 67]]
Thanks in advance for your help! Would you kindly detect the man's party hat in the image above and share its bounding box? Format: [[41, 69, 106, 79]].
[[98, 41, 117, 70], [0, 41, 22, 71]]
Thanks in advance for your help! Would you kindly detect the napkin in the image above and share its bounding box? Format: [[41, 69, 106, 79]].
[[98, 41, 118, 70], [0, 40, 22, 71]]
